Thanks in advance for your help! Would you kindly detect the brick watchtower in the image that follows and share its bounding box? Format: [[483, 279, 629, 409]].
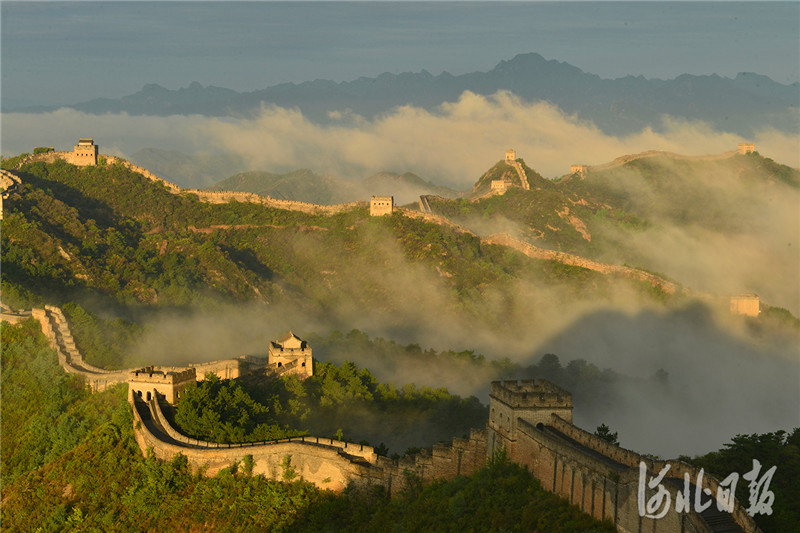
[[487, 379, 572, 456], [71, 138, 98, 166]]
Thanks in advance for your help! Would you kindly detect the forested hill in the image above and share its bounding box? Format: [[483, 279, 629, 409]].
[[4, 150, 798, 323], [429, 150, 799, 312], [1, 156, 676, 351]]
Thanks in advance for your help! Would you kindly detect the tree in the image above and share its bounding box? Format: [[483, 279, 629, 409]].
[[594, 424, 619, 446]]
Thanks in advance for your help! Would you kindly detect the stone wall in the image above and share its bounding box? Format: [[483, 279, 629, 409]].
[[131, 387, 487, 494], [588, 150, 738, 173], [492, 412, 761, 533], [507, 159, 530, 190], [33, 306, 130, 392], [369, 196, 394, 216], [369, 428, 488, 497], [483, 233, 680, 294], [730, 294, 760, 317], [189, 357, 262, 381]]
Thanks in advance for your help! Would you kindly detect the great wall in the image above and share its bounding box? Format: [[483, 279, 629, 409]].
[[482, 233, 682, 295], [5, 143, 754, 299], [1, 143, 770, 531], [0, 303, 762, 532]]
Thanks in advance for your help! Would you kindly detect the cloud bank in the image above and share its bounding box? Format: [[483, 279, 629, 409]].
[[2, 91, 797, 187]]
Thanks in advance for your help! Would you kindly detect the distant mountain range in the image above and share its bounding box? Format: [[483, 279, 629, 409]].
[[15, 53, 799, 136]]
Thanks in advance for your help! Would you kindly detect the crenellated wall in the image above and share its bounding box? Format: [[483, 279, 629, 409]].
[[33, 306, 130, 392], [4, 307, 760, 530], [5, 305, 489, 496], [130, 387, 487, 494], [487, 379, 761, 533], [103, 156, 364, 215]]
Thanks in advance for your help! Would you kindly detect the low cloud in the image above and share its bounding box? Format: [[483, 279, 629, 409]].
[[2, 92, 797, 186], [4, 95, 797, 459]]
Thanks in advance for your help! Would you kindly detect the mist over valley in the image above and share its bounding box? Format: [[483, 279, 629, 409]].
[[2, 3, 798, 530]]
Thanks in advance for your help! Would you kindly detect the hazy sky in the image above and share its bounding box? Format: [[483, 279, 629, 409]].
[[2, 1, 799, 110]]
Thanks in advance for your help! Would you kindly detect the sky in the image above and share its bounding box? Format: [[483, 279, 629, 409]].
[[2, 1, 799, 110]]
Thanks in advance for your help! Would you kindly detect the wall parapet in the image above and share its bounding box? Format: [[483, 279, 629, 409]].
[[483, 233, 681, 294], [142, 389, 377, 461], [544, 414, 760, 533], [490, 379, 572, 409]]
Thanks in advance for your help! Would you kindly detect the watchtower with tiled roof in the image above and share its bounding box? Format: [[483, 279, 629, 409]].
[[268, 331, 313, 379]]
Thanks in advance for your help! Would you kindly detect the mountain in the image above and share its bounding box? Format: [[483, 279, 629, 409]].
[[360, 171, 460, 204], [206, 168, 461, 205], [470, 158, 552, 197], [1, 153, 687, 355], [129, 148, 248, 188], [16, 53, 799, 136], [432, 149, 799, 312], [207, 169, 362, 205]]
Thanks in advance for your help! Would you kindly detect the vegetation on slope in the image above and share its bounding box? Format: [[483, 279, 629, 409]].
[[683, 430, 800, 533], [1, 156, 673, 372], [3, 317, 793, 532], [207, 168, 362, 204], [1, 318, 616, 533], [170, 360, 487, 456]]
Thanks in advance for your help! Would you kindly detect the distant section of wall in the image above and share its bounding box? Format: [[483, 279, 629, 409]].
[[103, 156, 365, 215], [737, 143, 756, 155], [589, 150, 738, 173], [398, 207, 476, 234], [370, 196, 394, 216], [483, 233, 680, 294], [730, 294, 760, 317]]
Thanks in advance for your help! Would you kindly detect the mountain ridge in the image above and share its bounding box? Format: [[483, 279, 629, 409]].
[[13, 53, 799, 136]]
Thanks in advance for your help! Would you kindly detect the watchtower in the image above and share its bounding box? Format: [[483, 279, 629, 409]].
[[730, 293, 760, 317], [370, 196, 394, 216], [268, 331, 313, 379], [71, 138, 98, 166], [570, 165, 588, 177], [488, 379, 572, 455], [737, 143, 755, 155], [505, 149, 516, 164], [128, 366, 196, 403]]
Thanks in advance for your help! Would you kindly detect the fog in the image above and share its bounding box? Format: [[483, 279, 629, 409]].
[[127, 230, 799, 458], [2, 91, 798, 187], [4, 93, 797, 459]]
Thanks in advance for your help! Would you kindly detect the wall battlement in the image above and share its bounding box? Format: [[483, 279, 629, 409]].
[[4, 303, 762, 531], [490, 379, 573, 409], [129, 366, 197, 384]]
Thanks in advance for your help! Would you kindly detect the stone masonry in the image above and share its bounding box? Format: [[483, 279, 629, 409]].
[[487, 380, 760, 533]]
